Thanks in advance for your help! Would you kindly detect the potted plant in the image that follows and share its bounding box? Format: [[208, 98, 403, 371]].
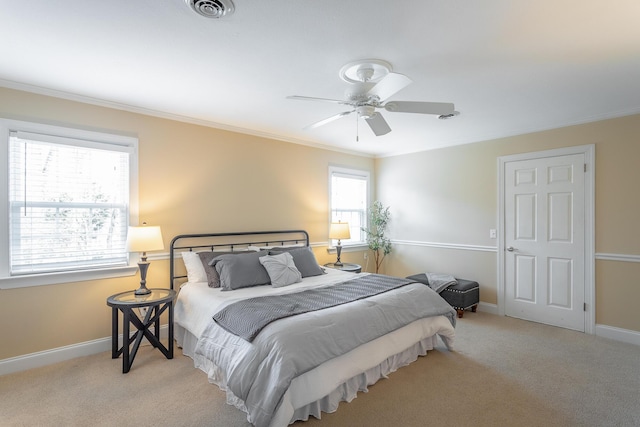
[[361, 201, 392, 273]]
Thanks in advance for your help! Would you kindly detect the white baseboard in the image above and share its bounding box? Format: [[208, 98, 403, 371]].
[[471, 303, 639, 346], [0, 325, 169, 376], [595, 324, 640, 346]]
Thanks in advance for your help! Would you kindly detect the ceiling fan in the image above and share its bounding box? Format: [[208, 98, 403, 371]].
[[287, 59, 457, 139]]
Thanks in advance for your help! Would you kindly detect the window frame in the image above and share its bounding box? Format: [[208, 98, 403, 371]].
[[328, 165, 371, 249], [0, 118, 139, 289]]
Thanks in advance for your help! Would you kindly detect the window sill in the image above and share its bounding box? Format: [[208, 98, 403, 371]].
[[0, 265, 139, 289], [327, 243, 369, 254]]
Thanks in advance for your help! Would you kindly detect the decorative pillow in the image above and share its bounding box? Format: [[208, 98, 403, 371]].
[[268, 246, 325, 278], [182, 251, 207, 283], [259, 252, 302, 288], [198, 251, 239, 288], [211, 250, 270, 291]]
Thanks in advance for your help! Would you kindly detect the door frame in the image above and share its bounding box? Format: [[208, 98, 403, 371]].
[[497, 144, 595, 334]]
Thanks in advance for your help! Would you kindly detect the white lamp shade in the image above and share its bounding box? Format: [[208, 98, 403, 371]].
[[126, 225, 164, 252], [329, 222, 351, 240]]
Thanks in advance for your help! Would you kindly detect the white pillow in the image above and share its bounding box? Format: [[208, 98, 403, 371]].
[[259, 252, 302, 288], [182, 251, 207, 283]]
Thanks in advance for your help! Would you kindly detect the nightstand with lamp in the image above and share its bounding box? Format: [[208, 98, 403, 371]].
[[324, 221, 362, 273], [106, 223, 176, 373]]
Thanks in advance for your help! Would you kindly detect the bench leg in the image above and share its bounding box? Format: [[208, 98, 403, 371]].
[[471, 304, 477, 312], [456, 309, 464, 318]]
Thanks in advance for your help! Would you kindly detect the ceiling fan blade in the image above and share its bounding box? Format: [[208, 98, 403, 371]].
[[364, 112, 392, 136], [305, 110, 354, 130], [287, 95, 345, 104], [367, 72, 412, 102], [384, 101, 455, 115]]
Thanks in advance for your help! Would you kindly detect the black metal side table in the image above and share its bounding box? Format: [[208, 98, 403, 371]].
[[106, 288, 176, 373]]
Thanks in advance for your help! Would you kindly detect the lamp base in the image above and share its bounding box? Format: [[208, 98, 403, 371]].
[[134, 260, 151, 296], [134, 286, 152, 296], [335, 244, 344, 266]]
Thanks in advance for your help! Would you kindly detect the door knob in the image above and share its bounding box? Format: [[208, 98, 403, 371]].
[[507, 246, 516, 252]]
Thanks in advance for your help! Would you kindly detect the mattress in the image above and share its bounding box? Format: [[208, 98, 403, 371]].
[[174, 268, 456, 426]]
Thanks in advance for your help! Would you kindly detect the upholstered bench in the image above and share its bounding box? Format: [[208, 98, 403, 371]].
[[406, 274, 480, 318]]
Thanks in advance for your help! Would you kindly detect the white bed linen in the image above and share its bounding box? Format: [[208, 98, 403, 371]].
[[175, 268, 357, 338], [174, 269, 455, 426]]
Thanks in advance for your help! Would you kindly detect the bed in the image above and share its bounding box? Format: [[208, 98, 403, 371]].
[[170, 230, 456, 427]]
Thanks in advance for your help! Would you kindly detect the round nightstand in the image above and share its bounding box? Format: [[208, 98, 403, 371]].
[[324, 262, 362, 273], [107, 288, 176, 373]]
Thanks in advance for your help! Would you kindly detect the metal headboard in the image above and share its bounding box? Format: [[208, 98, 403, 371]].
[[169, 230, 310, 290]]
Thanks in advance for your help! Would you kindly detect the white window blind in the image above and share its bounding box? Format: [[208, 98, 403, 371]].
[[8, 131, 131, 275], [329, 167, 369, 245]]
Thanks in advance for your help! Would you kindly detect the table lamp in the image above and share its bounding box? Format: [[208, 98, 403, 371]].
[[126, 223, 164, 295], [329, 221, 350, 266]]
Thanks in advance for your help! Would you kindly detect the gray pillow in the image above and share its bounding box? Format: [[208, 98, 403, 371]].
[[198, 251, 237, 288], [268, 246, 325, 278], [211, 250, 270, 291], [259, 252, 302, 288]]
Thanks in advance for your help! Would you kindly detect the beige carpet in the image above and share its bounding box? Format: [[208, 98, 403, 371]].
[[1, 312, 639, 427]]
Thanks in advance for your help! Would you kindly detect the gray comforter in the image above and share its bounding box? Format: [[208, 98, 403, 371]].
[[195, 274, 456, 427], [213, 274, 418, 341]]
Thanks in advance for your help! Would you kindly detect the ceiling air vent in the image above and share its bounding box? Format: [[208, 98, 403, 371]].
[[186, 0, 235, 18]]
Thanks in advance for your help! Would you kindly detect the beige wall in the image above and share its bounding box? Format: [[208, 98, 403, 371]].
[[0, 87, 373, 360], [376, 114, 640, 333], [1, 86, 638, 362]]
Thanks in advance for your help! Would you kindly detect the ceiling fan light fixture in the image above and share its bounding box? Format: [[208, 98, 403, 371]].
[[288, 60, 457, 139], [356, 105, 376, 119], [186, 0, 234, 18]]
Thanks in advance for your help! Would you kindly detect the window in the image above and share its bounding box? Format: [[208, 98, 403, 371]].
[[329, 166, 370, 246], [0, 119, 138, 288]]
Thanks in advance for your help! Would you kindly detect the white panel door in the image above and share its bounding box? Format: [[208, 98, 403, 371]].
[[504, 153, 585, 331]]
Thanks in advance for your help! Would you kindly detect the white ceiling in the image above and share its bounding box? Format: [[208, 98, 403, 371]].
[[2, 0, 640, 157]]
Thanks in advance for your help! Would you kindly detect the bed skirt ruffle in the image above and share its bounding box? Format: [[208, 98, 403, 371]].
[[175, 319, 451, 426], [288, 336, 436, 423]]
